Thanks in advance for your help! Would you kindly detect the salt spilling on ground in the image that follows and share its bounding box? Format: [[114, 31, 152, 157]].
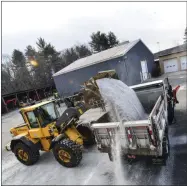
[[96, 78, 148, 185]]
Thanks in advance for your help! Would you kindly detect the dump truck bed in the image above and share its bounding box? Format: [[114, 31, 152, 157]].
[[91, 79, 170, 157]]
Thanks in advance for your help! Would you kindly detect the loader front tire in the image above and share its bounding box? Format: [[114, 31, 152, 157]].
[[53, 139, 82, 167], [14, 142, 39, 166]]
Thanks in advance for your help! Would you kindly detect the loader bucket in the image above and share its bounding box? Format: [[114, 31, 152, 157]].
[[81, 70, 119, 109]]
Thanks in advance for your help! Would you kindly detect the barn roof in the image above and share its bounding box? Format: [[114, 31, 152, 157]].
[[53, 39, 140, 76]]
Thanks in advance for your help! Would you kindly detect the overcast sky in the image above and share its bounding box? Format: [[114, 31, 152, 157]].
[[2, 2, 186, 56]]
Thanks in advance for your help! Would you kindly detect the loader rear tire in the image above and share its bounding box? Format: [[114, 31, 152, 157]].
[[14, 142, 39, 166], [53, 139, 82, 167]]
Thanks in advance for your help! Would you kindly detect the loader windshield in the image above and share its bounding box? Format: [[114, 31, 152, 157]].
[[39, 102, 58, 127]]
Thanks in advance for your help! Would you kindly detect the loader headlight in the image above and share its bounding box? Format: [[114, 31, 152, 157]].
[[10, 131, 15, 137]]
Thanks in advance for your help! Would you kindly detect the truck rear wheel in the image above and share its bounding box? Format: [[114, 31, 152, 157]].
[[151, 133, 169, 166], [162, 133, 170, 164], [14, 142, 40, 166], [53, 139, 82, 167], [168, 101, 174, 125]]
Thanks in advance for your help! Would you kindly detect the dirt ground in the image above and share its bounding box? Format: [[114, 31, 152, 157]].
[[1, 74, 187, 185]]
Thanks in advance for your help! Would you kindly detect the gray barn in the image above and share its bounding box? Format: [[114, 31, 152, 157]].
[[53, 39, 154, 97]]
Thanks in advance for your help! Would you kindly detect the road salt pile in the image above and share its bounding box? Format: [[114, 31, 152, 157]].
[[96, 78, 148, 184]]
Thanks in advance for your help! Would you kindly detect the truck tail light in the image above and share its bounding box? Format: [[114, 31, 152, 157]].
[[127, 128, 133, 146], [128, 134, 132, 139], [149, 130, 153, 135], [127, 155, 136, 159], [147, 126, 156, 146]]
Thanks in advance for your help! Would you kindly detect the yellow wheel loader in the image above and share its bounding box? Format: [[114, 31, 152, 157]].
[[5, 70, 119, 167], [6, 100, 86, 168]]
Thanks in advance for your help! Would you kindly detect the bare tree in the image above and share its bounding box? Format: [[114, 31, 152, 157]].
[[2, 38, 92, 96]]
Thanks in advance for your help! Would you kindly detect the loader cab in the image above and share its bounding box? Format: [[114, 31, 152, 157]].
[[20, 101, 60, 129], [18, 101, 61, 151]]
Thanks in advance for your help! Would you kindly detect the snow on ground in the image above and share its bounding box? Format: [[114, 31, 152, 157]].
[[1, 76, 187, 185]]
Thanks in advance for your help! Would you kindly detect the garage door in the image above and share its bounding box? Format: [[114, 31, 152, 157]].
[[180, 56, 187, 70], [164, 58, 178, 73]]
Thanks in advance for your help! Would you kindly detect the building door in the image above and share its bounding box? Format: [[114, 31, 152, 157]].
[[141, 60, 148, 81], [180, 56, 187, 70], [164, 58, 178, 73]]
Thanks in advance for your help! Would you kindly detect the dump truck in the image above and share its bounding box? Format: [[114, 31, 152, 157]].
[[90, 78, 179, 165], [75, 70, 179, 165]]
